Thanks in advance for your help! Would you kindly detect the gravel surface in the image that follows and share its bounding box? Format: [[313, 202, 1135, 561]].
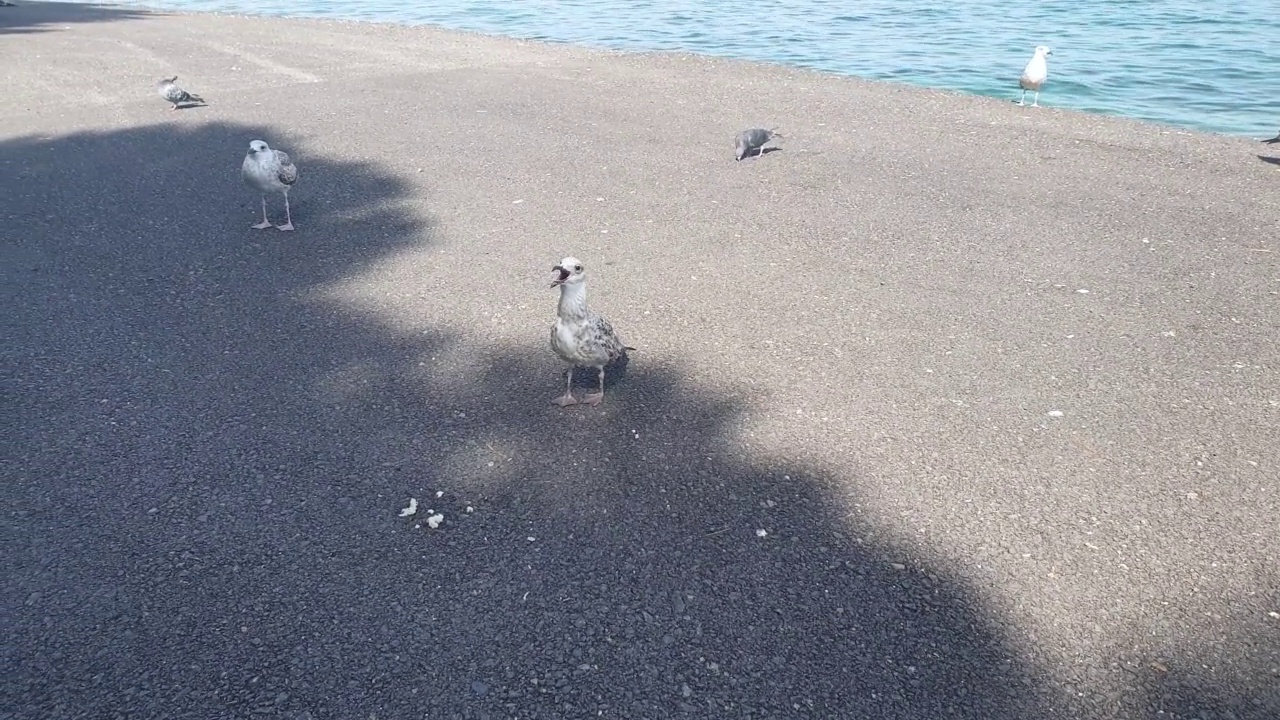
[[4, 3, 1278, 719]]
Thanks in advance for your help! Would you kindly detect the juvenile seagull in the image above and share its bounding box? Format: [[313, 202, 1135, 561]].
[[241, 140, 298, 231], [156, 76, 205, 110], [1018, 46, 1052, 107], [549, 257, 633, 407], [735, 128, 781, 161]]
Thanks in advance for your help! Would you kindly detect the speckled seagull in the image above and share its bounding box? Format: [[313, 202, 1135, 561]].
[[156, 76, 205, 111], [735, 128, 781, 161], [549, 257, 633, 407], [1018, 46, 1052, 107], [241, 140, 298, 231]]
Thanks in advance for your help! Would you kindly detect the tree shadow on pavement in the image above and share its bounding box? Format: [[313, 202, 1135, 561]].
[[0, 1, 154, 35], [1123, 595, 1280, 720], [3, 122, 1071, 719]]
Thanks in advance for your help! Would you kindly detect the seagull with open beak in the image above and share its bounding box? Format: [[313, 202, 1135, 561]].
[[548, 256, 633, 407]]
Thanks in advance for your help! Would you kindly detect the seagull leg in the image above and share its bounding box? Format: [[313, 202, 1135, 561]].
[[1018, 89, 1026, 106], [1031, 91, 1040, 108], [581, 367, 606, 406], [552, 367, 578, 407], [251, 196, 273, 229], [277, 191, 295, 231]]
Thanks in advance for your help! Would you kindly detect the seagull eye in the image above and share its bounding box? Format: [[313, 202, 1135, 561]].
[[574, 265, 582, 272]]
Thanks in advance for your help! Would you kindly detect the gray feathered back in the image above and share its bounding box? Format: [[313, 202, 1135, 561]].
[[735, 127, 780, 160]]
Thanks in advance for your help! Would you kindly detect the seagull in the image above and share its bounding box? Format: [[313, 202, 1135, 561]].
[[241, 140, 299, 231], [156, 76, 205, 111], [1264, 130, 1280, 144], [1018, 46, 1052, 107], [735, 128, 781, 161], [548, 257, 633, 407]]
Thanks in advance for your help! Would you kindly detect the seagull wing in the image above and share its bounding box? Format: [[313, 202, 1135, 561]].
[[274, 151, 298, 186], [586, 314, 628, 363]]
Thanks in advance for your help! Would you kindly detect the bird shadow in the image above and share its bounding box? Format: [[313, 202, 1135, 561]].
[[1256, 154, 1280, 166], [737, 146, 783, 161]]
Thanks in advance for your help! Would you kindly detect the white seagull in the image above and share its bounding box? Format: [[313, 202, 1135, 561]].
[[1018, 46, 1052, 107], [157, 76, 205, 111], [548, 257, 633, 407], [241, 140, 298, 231]]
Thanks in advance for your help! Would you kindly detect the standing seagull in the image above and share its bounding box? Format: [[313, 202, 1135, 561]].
[[156, 76, 205, 111], [1018, 46, 1052, 107], [241, 140, 299, 231], [549, 257, 633, 407], [735, 128, 781, 161]]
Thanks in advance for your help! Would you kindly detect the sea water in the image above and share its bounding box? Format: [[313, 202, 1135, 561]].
[[60, 0, 1279, 137]]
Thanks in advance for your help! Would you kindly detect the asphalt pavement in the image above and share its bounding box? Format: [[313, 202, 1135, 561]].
[[3, 3, 1278, 718]]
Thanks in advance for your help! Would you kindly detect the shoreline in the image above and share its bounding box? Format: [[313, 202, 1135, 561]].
[[5, 4, 1279, 719], [28, 0, 1280, 139]]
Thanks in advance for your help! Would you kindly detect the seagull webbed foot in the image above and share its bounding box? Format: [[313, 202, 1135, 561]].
[[580, 392, 604, 407], [251, 220, 273, 230], [552, 393, 579, 407], [276, 222, 295, 231]]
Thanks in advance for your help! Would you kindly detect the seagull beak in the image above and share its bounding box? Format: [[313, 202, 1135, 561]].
[[550, 266, 570, 288]]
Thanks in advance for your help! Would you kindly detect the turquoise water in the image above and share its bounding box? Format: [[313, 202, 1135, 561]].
[[71, 0, 1278, 137]]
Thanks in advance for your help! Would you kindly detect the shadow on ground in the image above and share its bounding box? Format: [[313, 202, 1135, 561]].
[[13, 120, 1269, 719], [1152, 654, 1280, 720], [1125, 575, 1280, 720], [0, 1, 153, 35]]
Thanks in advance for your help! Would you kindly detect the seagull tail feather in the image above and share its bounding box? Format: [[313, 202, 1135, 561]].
[[187, 93, 205, 104]]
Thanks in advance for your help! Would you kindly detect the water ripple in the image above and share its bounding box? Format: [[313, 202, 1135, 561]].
[[82, 0, 1280, 136]]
